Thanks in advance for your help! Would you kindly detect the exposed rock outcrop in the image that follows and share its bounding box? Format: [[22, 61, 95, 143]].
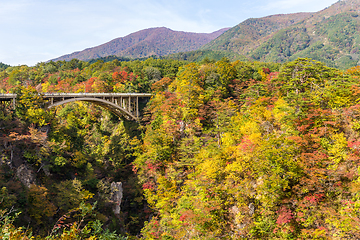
[[110, 182, 123, 215], [16, 164, 35, 188]]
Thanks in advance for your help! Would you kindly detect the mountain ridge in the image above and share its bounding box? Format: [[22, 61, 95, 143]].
[[51, 27, 230, 62], [51, 0, 360, 69], [202, 0, 360, 68]]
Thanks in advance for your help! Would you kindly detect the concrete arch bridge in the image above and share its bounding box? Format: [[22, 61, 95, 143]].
[[0, 93, 152, 121]]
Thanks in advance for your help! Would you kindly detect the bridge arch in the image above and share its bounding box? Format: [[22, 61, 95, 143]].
[[47, 97, 138, 120], [1, 93, 152, 121]]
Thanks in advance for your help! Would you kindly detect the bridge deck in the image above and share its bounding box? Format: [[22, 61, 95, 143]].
[[0, 93, 152, 99], [42, 93, 152, 97], [0, 94, 17, 101]]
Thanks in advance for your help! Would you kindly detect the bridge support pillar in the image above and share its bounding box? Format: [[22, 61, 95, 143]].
[[136, 96, 139, 118], [128, 96, 131, 114]]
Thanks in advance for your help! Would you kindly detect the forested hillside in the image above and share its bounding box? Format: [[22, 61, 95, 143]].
[[0, 58, 187, 239], [1, 57, 360, 239], [202, 0, 360, 69], [135, 58, 360, 239], [201, 12, 311, 55]]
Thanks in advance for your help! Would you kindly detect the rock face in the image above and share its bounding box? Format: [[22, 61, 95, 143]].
[[110, 182, 123, 215], [248, 203, 255, 216], [16, 164, 35, 188]]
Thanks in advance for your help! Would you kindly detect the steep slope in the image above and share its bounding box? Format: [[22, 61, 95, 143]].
[[252, 11, 360, 67], [201, 12, 312, 53], [203, 0, 360, 68], [51, 27, 230, 62]]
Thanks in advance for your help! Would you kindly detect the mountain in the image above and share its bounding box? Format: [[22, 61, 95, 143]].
[[201, 12, 312, 54], [51, 0, 360, 68], [51, 27, 230, 62], [202, 0, 360, 68]]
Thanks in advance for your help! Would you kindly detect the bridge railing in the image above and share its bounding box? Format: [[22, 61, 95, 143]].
[[0, 93, 152, 98], [42, 93, 152, 96], [0, 93, 17, 97]]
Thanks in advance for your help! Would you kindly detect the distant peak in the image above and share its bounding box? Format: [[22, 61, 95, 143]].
[[50, 26, 227, 62]]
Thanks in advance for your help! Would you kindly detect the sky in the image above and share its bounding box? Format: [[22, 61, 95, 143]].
[[0, 0, 339, 66]]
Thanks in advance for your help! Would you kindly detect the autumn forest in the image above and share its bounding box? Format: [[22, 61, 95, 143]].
[[1, 57, 360, 239]]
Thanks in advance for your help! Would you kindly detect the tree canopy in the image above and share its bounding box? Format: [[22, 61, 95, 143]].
[[1, 57, 360, 239]]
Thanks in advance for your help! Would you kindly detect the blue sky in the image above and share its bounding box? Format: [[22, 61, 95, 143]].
[[0, 0, 338, 66]]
